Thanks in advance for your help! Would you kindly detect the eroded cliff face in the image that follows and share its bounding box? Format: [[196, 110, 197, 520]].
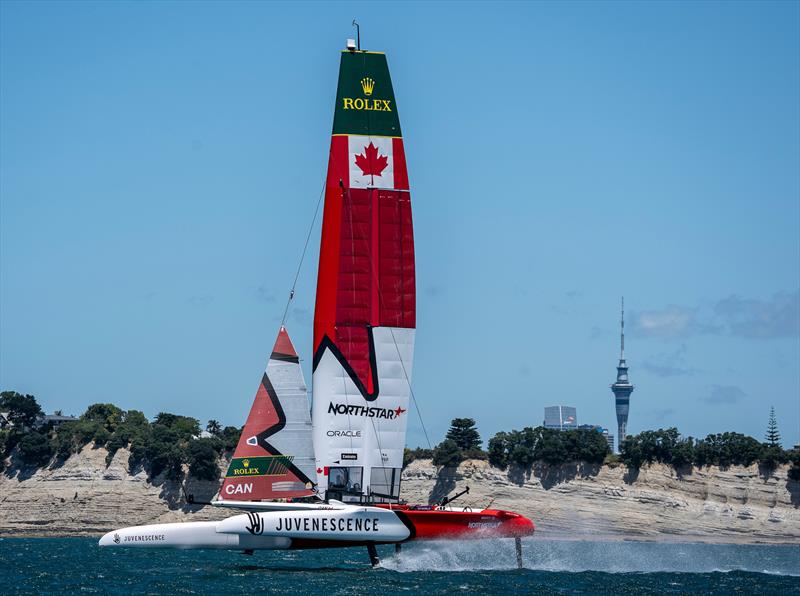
[[0, 445, 230, 536], [401, 459, 800, 543], [1, 447, 798, 542]]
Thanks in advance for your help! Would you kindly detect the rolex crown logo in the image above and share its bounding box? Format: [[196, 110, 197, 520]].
[[242, 459, 250, 468], [360, 77, 375, 96]]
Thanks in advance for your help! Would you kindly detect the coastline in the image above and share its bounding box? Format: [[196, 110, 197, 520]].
[[1, 445, 797, 544]]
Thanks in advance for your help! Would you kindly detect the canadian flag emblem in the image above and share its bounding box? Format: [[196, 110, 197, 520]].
[[348, 135, 394, 189], [328, 134, 408, 191]]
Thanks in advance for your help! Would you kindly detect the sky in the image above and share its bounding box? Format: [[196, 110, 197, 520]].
[[1, 1, 798, 449]]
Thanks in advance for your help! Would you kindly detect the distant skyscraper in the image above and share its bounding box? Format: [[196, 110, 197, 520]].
[[611, 298, 634, 451], [544, 406, 577, 430]]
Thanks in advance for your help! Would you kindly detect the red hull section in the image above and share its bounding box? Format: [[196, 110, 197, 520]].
[[286, 507, 534, 550], [380, 506, 535, 541]]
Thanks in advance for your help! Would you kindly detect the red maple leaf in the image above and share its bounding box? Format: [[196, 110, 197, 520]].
[[354, 142, 389, 177]]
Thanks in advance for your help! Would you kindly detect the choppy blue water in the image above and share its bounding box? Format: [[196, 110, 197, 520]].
[[1, 537, 798, 594]]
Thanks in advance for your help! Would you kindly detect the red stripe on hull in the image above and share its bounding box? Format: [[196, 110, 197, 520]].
[[384, 507, 535, 540]]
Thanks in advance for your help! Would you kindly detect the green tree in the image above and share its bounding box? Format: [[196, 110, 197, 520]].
[[122, 410, 148, 428], [0, 392, 43, 428], [535, 428, 568, 465], [758, 443, 787, 471], [206, 419, 222, 436], [445, 418, 482, 451], [787, 448, 800, 482], [670, 437, 695, 468], [432, 439, 462, 467], [188, 439, 220, 480], [765, 406, 781, 447], [219, 426, 242, 451], [564, 428, 611, 464], [154, 413, 200, 439], [487, 432, 510, 469], [82, 403, 124, 432], [17, 431, 54, 467]]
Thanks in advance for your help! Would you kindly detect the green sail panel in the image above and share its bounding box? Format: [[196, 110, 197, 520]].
[[332, 51, 402, 137]]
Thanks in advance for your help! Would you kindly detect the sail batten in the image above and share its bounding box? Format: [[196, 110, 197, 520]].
[[312, 50, 415, 502]]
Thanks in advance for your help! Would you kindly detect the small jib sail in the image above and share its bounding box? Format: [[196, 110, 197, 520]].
[[312, 49, 415, 503], [220, 327, 316, 501]]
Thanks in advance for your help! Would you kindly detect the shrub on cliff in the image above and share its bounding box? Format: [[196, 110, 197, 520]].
[[692, 433, 762, 468], [188, 438, 220, 481], [487, 432, 509, 469], [154, 413, 200, 440], [788, 448, 800, 482], [403, 447, 433, 467], [0, 429, 9, 471], [619, 429, 793, 472], [432, 439, 462, 467], [487, 426, 610, 470], [219, 426, 242, 452], [758, 443, 788, 472], [17, 430, 54, 467]]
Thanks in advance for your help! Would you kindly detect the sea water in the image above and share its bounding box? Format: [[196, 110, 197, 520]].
[[0, 537, 798, 594]]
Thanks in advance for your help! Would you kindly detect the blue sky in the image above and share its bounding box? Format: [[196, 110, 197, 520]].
[[1, 1, 798, 448]]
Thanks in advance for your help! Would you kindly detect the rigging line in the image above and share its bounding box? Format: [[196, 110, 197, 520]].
[[280, 178, 326, 330], [389, 326, 432, 451]]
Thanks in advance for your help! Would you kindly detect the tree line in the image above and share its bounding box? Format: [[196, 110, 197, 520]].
[[3, 391, 799, 482], [406, 417, 800, 481], [0, 391, 239, 481], [404, 418, 611, 468]]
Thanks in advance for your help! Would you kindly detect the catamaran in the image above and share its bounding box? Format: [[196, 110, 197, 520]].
[[100, 39, 535, 566]]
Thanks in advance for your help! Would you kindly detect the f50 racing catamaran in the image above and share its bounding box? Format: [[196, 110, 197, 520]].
[[100, 39, 535, 567]]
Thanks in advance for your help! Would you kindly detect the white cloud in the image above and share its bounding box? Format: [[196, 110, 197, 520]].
[[629, 290, 799, 340]]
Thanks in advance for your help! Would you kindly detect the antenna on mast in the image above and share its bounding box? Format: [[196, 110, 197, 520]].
[[620, 296, 625, 360], [352, 19, 361, 50]]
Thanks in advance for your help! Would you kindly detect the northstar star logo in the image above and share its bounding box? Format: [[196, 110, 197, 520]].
[[355, 142, 388, 178]]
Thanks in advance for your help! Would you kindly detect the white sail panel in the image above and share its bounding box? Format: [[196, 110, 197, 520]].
[[311, 327, 414, 501]]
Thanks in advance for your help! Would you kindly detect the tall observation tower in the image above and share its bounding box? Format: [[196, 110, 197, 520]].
[[611, 298, 634, 450]]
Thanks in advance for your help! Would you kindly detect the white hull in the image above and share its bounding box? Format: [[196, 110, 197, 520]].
[[99, 503, 409, 550]]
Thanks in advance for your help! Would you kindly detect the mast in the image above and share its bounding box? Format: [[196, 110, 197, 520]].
[[311, 42, 415, 503]]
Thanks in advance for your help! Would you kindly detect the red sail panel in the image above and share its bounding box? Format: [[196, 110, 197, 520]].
[[315, 184, 415, 395]]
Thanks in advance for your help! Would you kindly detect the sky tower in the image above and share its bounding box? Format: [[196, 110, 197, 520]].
[[611, 298, 634, 451]]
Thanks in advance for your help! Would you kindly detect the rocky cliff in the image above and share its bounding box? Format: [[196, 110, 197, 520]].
[[402, 459, 800, 543], [1, 445, 798, 543]]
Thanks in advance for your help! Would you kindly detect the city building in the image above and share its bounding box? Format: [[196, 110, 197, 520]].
[[544, 405, 577, 430], [610, 298, 634, 452]]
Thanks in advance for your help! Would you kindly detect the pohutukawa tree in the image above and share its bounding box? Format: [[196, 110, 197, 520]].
[[765, 406, 781, 447]]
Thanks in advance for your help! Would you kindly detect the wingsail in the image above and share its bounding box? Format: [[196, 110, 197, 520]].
[[221, 327, 316, 501], [312, 50, 415, 502]]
